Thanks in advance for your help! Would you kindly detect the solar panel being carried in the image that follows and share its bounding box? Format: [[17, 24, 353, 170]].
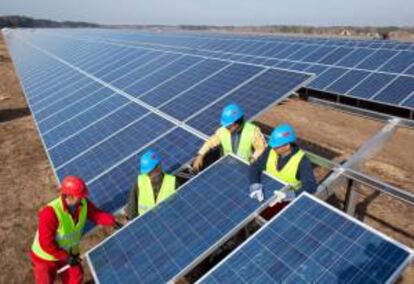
[[3, 29, 311, 214], [87, 155, 287, 283], [198, 193, 413, 284]]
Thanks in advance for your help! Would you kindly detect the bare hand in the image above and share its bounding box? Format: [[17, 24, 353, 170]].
[[192, 155, 204, 172]]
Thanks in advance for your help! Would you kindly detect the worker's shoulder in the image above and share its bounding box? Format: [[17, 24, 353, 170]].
[[38, 205, 57, 220]]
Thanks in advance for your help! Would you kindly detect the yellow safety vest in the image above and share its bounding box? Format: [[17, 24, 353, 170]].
[[32, 198, 87, 261], [266, 149, 305, 191], [137, 174, 176, 215], [219, 122, 256, 162]]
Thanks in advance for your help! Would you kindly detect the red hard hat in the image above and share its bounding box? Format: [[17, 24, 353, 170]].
[[61, 176, 88, 198]]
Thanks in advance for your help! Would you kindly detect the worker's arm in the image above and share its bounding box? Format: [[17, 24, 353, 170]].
[[295, 156, 318, 196], [197, 130, 222, 157], [249, 148, 270, 184], [250, 127, 267, 161], [125, 182, 139, 220], [86, 200, 116, 226], [37, 207, 70, 261]]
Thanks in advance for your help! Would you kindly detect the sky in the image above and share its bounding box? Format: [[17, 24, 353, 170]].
[[1, 0, 414, 27]]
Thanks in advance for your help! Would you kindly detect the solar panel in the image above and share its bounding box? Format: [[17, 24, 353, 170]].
[[87, 155, 287, 283], [199, 193, 412, 284], [187, 69, 312, 135], [62, 30, 414, 110], [4, 29, 310, 216]]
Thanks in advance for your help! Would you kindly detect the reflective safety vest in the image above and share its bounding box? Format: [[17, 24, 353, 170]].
[[32, 198, 87, 261], [137, 174, 176, 215], [219, 122, 256, 161], [266, 149, 305, 191]]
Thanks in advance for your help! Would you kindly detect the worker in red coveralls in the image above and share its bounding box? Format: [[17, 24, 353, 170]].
[[30, 176, 119, 284]]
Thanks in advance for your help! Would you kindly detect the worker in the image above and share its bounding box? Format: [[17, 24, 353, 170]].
[[249, 124, 317, 218], [126, 149, 180, 220], [30, 176, 119, 284], [192, 103, 266, 172]]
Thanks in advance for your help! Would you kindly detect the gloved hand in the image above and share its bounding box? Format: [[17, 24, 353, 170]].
[[192, 155, 204, 172], [282, 189, 296, 202], [269, 191, 287, 206], [67, 254, 81, 266], [249, 183, 264, 202]]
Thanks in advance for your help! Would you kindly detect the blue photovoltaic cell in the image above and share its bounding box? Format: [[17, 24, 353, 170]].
[[187, 69, 311, 135], [160, 63, 263, 121], [307, 67, 348, 90], [317, 47, 354, 65], [325, 70, 371, 94], [304, 64, 329, 75], [37, 86, 114, 133], [348, 73, 396, 99], [87, 155, 286, 283], [287, 45, 320, 61], [49, 102, 148, 167], [124, 55, 203, 97], [373, 76, 414, 105], [100, 51, 158, 82], [335, 48, 374, 68], [402, 93, 414, 108], [301, 46, 337, 63], [56, 113, 173, 182], [200, 193, 411, 284], [87, 127, 203, 213], [34, 81, 105, 123], [379, 51, 414, 73], [356, 49, 398, 70], [404, 64, 414, 76], [140, 59, 229, 107], [289, 62, 312, 71], [111, 53, 179, 90], [275, 61, 295, 69], [43, 94, 130, 148]]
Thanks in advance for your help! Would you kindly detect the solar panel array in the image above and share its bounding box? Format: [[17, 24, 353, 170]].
[[87, 155, 287, 283], [3, 29, 311, 213], [55, 28, 414, 110], [199, 193, 412, 284]]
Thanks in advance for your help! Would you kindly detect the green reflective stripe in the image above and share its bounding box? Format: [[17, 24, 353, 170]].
[[266, 149, 305, 191], [237, 122, 255, 160], [219, 122, 255, 161], [32, 232, 56, 261], [138, 174, 176, 215], [31, 197, 87, 261]]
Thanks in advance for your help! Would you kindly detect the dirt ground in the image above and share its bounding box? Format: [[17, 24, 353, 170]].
[[1, 33, 413, 283]]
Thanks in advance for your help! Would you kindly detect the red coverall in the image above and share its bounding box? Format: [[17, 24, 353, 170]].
[[30, 197, 115, 284]]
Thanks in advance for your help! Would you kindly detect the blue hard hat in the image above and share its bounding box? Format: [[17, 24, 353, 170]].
[[269, 124, 297, 148], [140, 149, 161, 174], [220, 103, 244, 127]]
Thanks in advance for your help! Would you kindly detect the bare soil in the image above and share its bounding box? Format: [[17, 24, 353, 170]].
[[1, 33, 413, 283]]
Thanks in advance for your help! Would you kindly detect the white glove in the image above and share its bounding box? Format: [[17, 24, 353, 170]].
[[249, 183, 264, 203], [269, 191, 287, 206], [282, 189, 296, 202]]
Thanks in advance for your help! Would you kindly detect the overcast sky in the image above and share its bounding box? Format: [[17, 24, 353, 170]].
[[1, 0, 413, 26]]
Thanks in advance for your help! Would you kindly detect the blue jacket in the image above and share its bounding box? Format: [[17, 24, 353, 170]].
[[249, 145, 317, 196]]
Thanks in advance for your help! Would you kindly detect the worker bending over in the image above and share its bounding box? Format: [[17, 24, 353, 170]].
[[31, 176, 118, 284], [249, 124, 317, 218], [193, 103, 266, 172], [126, 149, 180, 220]]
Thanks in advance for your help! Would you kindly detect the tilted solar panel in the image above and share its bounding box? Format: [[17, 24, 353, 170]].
[[199, 193, 412, 284], [87, 155, 287, 283]]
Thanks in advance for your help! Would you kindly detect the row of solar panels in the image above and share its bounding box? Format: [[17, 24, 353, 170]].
[[4, 30, 311, 213], [5, 30, 413, 283], [64, 29, 414, 110], [74, 28, 414, 51], [87, 156, 412, 283]]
